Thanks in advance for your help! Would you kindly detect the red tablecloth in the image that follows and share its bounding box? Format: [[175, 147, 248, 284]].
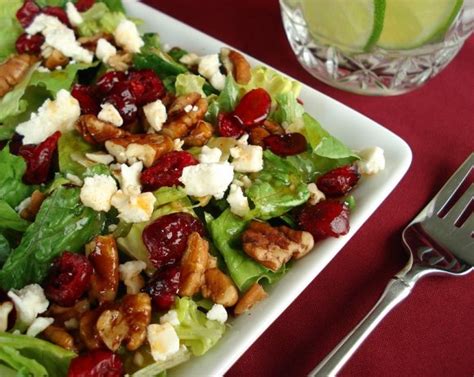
[[144, 1, 473, 375]]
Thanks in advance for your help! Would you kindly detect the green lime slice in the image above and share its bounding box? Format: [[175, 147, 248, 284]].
[[302, 0, 386, 51], [377, 0, 463, 50]]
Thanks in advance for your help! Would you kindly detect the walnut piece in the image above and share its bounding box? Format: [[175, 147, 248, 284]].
[[43, 49, 69, 70], [183, 120, 214, 147], [234, 283, 268, 315], [43, 324, 77, 351], [96, 309, 129, 351], [179, 232, 209, 297], [0, 54, 38, 98], [76, 114, 131, 145], [242, 221, 314, 271], [220, 48, 251, 85], [19, 190, 46, 221], [201, 268, 239, 307]]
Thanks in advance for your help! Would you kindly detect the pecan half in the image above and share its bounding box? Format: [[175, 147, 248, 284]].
[[76, 114, 131, 145], [86, 235, 120, 304], [234, 283, 268, 316], [43, 324, 77, 351], [242, 221, 314, 271], [19, 190, 46, 221], [220, 48, 251, 85], [179, 232, 209, 297], [249, 120, 285, 146], [96, 309, 129, 351], [79, 305, 109, 350], [201, 268, 239, 307], [43, 49, 68, 70], [78, 33, 114, 52], [108, 51, 133, 71], [183, 120, 214, 147], [47, 299, 90, 326], [0, 54, 38, 98]]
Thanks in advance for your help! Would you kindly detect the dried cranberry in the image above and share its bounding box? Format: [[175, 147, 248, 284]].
[[298, 200, 350, 241], [71, 84, 100, 115], [264, 132, 307, 156], [317, 165, 360, 197], [144, 265, 180, 311], [44, 252, 93, 307], [140, 151, 198, 191], [75, 0, 96, 12], [128, 69, 165, 105], [42, 6, 71, 27], [96, 71, 127, 96], [105, 82, 138, 124], [16, 0, 40, 28], [143, 212, 205, 269], [15, 33, 44, 54], [217, 112, 245, 138], [234, 88, 271, 127], [68, 350, 123, 377], [0, 290, 17, 331], [18, 131, 61, 185]]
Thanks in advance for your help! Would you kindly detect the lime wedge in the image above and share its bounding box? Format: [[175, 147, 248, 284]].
[[302, 0, 386, 51], [377, 0, 463, 50]]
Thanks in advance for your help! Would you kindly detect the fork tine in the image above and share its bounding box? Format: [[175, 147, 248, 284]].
[[444, 184, 474, 224]]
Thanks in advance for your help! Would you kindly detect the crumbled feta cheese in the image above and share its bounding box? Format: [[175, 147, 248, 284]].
[[226, 184, 250, 217], [26, 14, 93, 63], [26, 317, 54, 337], [66, 173, 83, 186], [179, 162, 234, 199], [105, 141, 157, 168], [114, 19, 144, 53], [36, 66, 50, 73], [119, 162, 143, 196], [147, 323, 180, 362], [80, 174, 118, 212], [206, 304, 228, 323], [65, 2, 83, 27], [230, 144, 263, 173], [111, 191, 156, 223], [198, 54, 226, 90], [143, 100, 167, 132], [119, 260, 146, 294], [15, 197, 31, 214], [173, 139, 184, 151], [183, 104, 193, 113], [7, 284, 49, 327], [16, 89, 81, 145], [95, 38, 117, 64], [199, 146, 222, 164], [98, 103, 123, 127], [160, 310, 180, 326], [179, 53, 200, 66], [356, 147, 385, 175], [85, 152, 114, 165], [209, 71, 226, 91], [0, 302, 13, 332], [307, 183, 325, 205]]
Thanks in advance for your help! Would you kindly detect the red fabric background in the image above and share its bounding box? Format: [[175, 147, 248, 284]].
[[143, 1, 474, 375]]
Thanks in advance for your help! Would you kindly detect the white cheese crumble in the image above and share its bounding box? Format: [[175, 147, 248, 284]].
[[183, 104, 193, 113], [111, 191, 156, 223], [143, 99, 167, 132], [0, 302, 13, 332], [105, 141, 157, 168], [173, 138, 184, 151], [15, 197, 31, 214], [119, 161, 143, 196], [159, 310, 180, 327], [114, 19, 144, 53], [206, 304, 228, 324], [179, 53, 200, 66], [199, 146, 222, 164], [65, 2, 83, 27], [16, 89, 81, 145], [147, 323, 180, 362], [356, 147, 385, 175], [85, 152, 114, 165], [119, 260, 146, 294], [179, 162, 234, 199], [230, 144, 263, 173], [7, 284, 49, 327], [98, 103, 123, 127], [226, 184, 250, 217], [26, 14, 93, 63], [95, 38, 117, 64], [198, 54, 226, 91], [26, 317, 54, 337], [307, 183, 325, 205], [80, 174, 118, 212]]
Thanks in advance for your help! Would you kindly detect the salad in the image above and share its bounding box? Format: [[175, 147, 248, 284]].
[[0, 0, 386, 376]]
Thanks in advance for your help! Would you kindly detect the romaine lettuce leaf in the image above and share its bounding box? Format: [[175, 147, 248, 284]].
[[0, 0, 23, 62], [99, 0, 126, 13], [77, 2, 125, 37], [0, 146, 33, 208], [244, 66, 301, 102], [0, 200, 29, 232], [0, 346, 47, 377], [0, 233, 10, 267], [133, 51, 187, 80], [175, 73, 206, 97], [142, 33, 163, 53], [36, 0, 66, 6], [58, 130, 96, 177], [0, 186, 105, 290], [271, 91, 304, 125]]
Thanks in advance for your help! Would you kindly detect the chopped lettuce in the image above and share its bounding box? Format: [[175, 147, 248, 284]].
[[0, 146, 33, 208], [174, 297, 225, 356], [142, 33, 163, 53], [244, 66, 301, 102], [175, 73, 206, 97], [0, 200, 29, 232], [130, 348, 189, 377], [0, 187, 105, 290], [133, 51, 188, 80], [0, 0, 23, 62], [271, 92, 304, 125], [99, 0, 126, 13], [77, 2, 126, 37], [58, 131, 96, 177], [0, 233, 10, 267], [36, 0, 67, 6], [0, 346, 47, 377]]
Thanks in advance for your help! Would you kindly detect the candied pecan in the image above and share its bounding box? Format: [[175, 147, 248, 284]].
[[96, 309, 129, 351], [263, 119, 285, 135], [183, 120, 214, 147], [207, 254, 218, 270], [249, 120, 285, 146], [179, 232, 209, 297], [167, 92, 201, 117], [242, 221, 314, 272], [108, 51, 133, 71], [79, 306, 108, 350], [76, 114, 131, 145], [234, 283, 268, 315], [0, 54, 38, 98], [120, 293, 152, 351], [47, 299, 90, 326], [220, 48, 252, 85], [86, 235, 120, 304], [43, 49, 68, 70], [201, 268, 239, 307], [105, 133, 174, 168], [19, 190, 46, 221], [78, 33, 114, 52], [43, 324, 77, 351]]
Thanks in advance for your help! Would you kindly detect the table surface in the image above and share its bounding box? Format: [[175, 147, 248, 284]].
[[143, 1, 474, 375]]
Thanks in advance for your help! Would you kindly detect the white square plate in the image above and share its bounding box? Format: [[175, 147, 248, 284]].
[[125, 1, 412, 375]]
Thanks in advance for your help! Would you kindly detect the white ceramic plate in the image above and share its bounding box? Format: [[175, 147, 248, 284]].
[[125, 1, 412, 375]]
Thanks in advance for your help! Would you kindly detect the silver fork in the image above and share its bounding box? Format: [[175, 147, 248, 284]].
[[310, 153, 474, 377]]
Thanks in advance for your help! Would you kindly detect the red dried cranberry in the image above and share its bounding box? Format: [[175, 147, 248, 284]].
[[140, 151, 198, 191], [96, 71, 127, 96], [105, 82, 138, 124], [42, 6, 71, 27], [144, 265, 180, 311], [44, 252, 93, 307], [18, 131, 61, 185], [71, 84, 100, 115], [143, 212, 205, 269], [75, 0, 96, 12], [298, 200, 350, 241], [264, 132, 307, 156], [317, 165, 360, 197], [217, 112, 245, 138], [128, 69, 165, 105], [67, 350, 123, 377], [234, 88, 271, 127], [16, 0, 40, 28], [0, 290, 17, 331], [15, 33, 44, 54]]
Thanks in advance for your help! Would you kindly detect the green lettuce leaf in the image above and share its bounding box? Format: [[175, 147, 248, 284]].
[[0, 200, 29, 232], [99, 0, 126, 13], [58, 131, 96, 177], [0, 363, 17, 377], [77, 2, 126, 37], [0, 346, 47, 377], [133, 52, 188, 80], [0, 233, 10, 267], [175, 73, 206, 97], [244, 66, 301, 102], [0, 0, 23, 62], [36, 0, 66, 6], [174, 297, 225, 356], [142, 33, 163, 53], [271, 91, 304, 125], [0, 146, 33, 208], [209, 209, 284, 292], [0, 186, 105, 290]]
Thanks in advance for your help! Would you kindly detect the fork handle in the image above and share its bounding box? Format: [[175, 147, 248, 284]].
[[308, 277, 413, 377]]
